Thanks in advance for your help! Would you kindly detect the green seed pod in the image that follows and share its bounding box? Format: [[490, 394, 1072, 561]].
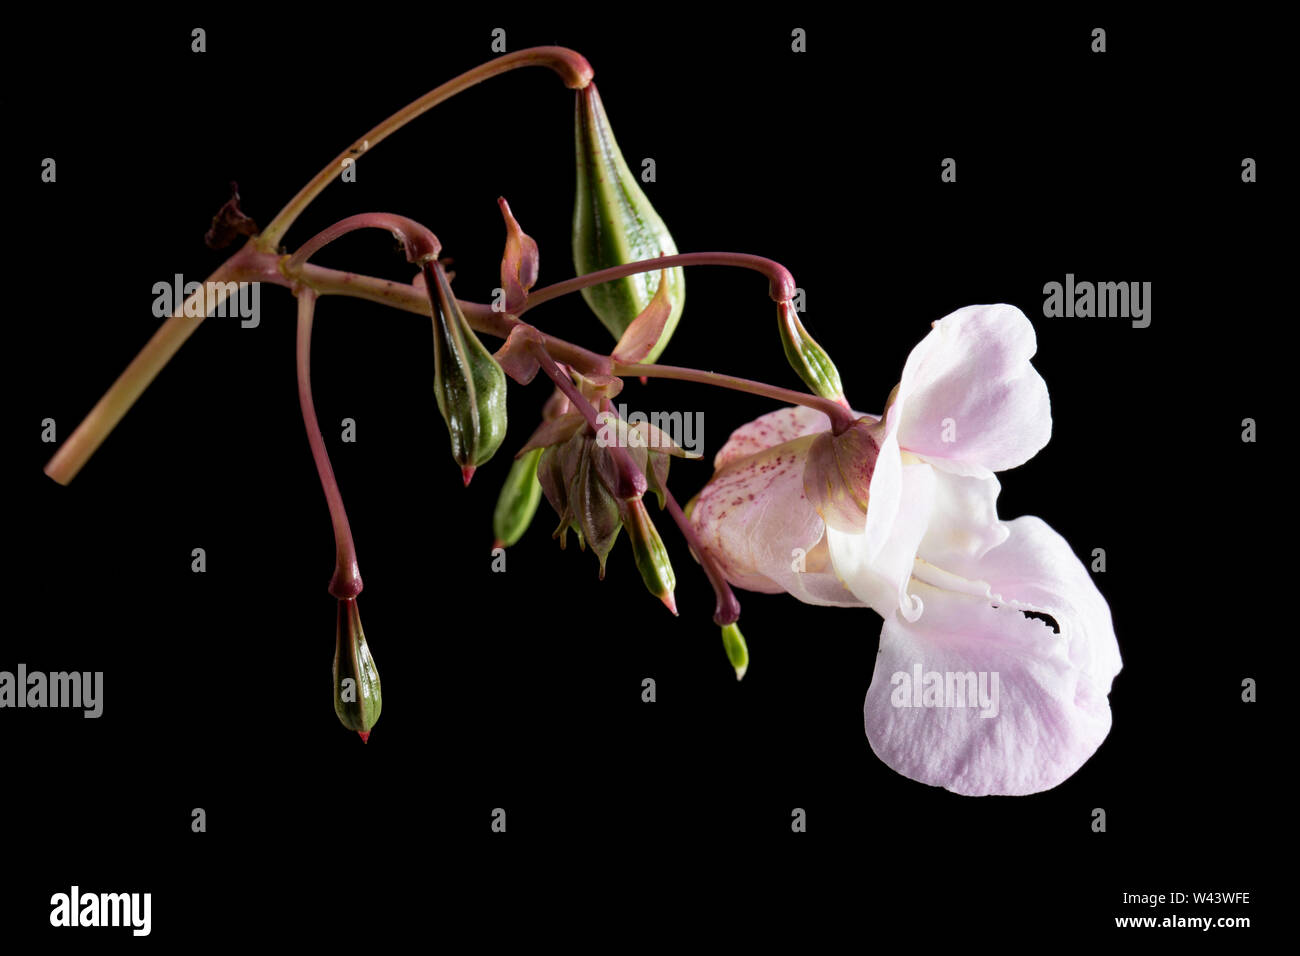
[[719, 622, 749, 681], [492, 446, 545, 549], [333, 597, 382, 742], [573, 82, 685, 362], [623, 496, 677, 614], [777, 299, 846, 403], [425, 261, 508, 484]]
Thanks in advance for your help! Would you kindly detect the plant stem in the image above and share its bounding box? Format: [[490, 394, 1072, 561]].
[[42, 245, 610, 485], [256, 47, 593, 252], [296, 289, 363, 599], [613, 361, 857, 433], [517, 251, 797, 314], [43, 253, 249, 485], [284, 212, 441, 274], [45, 239, 814, 485], [287, 262, 613, 375], [662, 485, 740, 626]]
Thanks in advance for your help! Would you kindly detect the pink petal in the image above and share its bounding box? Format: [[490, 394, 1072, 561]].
[[712, 405, 832, 471], [864, 518, 1120, 796], [894, 304, 1051, 479], [691, 434, 863, 606]]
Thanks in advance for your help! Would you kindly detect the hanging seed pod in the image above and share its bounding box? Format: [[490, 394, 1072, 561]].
[[425, 260, 509, 484], [573, 82, 685, 362], [333, 597, 382, 742]]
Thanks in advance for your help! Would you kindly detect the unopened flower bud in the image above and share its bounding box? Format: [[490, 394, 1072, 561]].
[[777, 299, 846, 403], [719, 622, 749, 681], [573, 82, 685, 362], [333, 597, 382, 742], [425, 261, 508, 484], [623, 496, 677, 614]]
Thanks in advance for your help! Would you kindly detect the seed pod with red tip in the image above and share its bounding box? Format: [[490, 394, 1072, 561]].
[[622, 496, 677, 614], [425, 260, 508, 483], [333, 597, 382, 741]]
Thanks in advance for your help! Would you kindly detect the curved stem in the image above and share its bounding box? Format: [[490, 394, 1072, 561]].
[[256, 47, 593, 251], [616, 361, 857, 434], [662, 486, 740, 627], [517, 252, 797, 315], [284, 212, 441, 274], [296, 289, 363, 599]]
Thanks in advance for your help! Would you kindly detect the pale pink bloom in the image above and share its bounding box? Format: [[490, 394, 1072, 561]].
[[690, 304, 1121, 795]]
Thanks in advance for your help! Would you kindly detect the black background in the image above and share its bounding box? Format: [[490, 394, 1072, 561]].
[[8, 9, 1280, 942]]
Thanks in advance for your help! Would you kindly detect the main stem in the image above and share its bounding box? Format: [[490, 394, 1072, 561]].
[[45, 242, 825, 485], [43, 251, 249, 485], [256, 47, 592, 252], [296, 289, 363, 599], [44, 48, 592, 485]]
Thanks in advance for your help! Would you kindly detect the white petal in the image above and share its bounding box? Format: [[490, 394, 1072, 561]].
[[894, 304, 1051, 478], [915, 470, 1009, 577], [863, 517, 1120, 796], [826, 440, 935, 620], [961, 515, 1123, 688]]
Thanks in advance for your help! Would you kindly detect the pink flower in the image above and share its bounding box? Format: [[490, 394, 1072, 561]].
[[690, 304, 1121, 795]]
